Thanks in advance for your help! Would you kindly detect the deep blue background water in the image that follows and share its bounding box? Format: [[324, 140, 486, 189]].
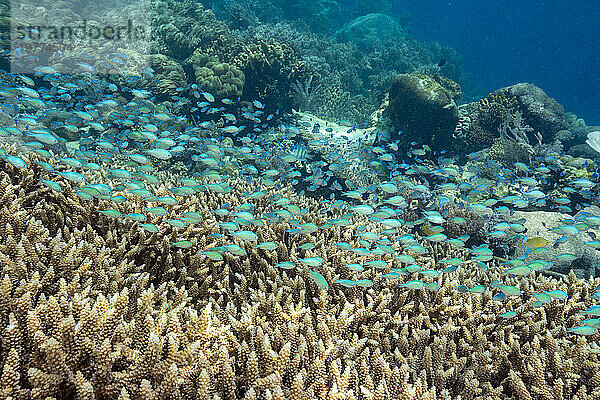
[[360, 0, 600, 125]]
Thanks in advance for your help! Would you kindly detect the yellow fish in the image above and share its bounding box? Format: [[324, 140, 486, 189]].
[[522, 237, 549, 251]]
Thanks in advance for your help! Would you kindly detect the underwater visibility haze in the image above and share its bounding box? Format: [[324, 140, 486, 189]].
[[0, 0, 600, 399]]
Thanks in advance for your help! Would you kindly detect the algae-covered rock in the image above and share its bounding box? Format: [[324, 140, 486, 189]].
[[569, 143, 599, 159], [191, 51, 245, 99], [512, 210, 598, 278], [385, 72, 461, 151], [496, 83, 564, 143], [454, 83, 566, 154], [335, 13, 405, 49]]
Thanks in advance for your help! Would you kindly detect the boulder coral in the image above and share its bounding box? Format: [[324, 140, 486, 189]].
[[385, 73, 462, 151], [191, 51, 245, 99]]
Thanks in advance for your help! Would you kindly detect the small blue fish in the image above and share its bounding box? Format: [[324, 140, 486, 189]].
[[40, 179, 62, 192], [275, 261, 295, 269], [4, 155, 28, 169], [499, 311, 517, 319], [309, 270, 328, 290], [567, 326, 597, 335]]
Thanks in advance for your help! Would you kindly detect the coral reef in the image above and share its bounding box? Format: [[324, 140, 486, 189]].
[[334, 13, 406, 50], [489, 138, 533, 167], [0, 0, 9, 71], [149, 54, 189, 99], [385, 72, 461, 150], [151, 0, 234, 61], [239, 21, 463, 126], [455, 84, 565, 153], [511, 210, 599, 278], [1, 147, 600, 399], [104, 52, 188, 101], [283, 0, 342, 33], [290, 76, 322, 113], [498, 83, 565, 144], [191, 51, 245, 99], [233, 38, 308, 113]]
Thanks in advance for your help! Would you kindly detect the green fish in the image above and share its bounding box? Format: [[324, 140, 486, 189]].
[[99, 209, 122, 218], [275, 261, 295, 269], [219, 222, 239, 231], [182, 212, 202, 221], [418, 269, 441, 278], [498, 284, 522, 297], [224, 244, 246, 256], [365, 260, 388, 269], [298, 257, 324, 267], [76, 191, 94, 201], [298, 243, 315, 250], [350, 248, 371, 256], [130, 189, 153, 198], [345, 263, 364, 272], [156, 196, 178, 205], [582, 319, 600, 328], [144, 207, 167, 216], [441, 258, 463, 266], [406, 264, 422, 273], [534, 292, 552, 304], [5, 155, 28, 169], [425, 282, 440, 292], [401, 280, 426, 290], [298, 223, 318, 234], [468, 285, 486, 294], [355, 279, 373, 287], [125, 213, 147, 222], [255, 242, 278, 251], [334, 242, 352, 250], [111, 196, 128, 204], [34, 161, 55, 172], [408, 245, 428, 254], [499, 311, 517, 319], [546, 290, 568, 300], [349, 205, 374, 215], [203, 251, 224, 261], [503, 266, 533, 276], [140, 223, 159, 233], [335, 279, 356, 288], [233, 230, 259, 242], [165, 219, 187, 228], [554, 253, 577, 263], [396, 255, 416, 264], [40, 179, 62, 192], [567, 326, 597, 335], [171, 240, 192, 249], [309, 270, 328, 290]]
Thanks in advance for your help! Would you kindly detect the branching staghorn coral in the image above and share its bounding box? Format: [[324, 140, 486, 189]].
[[0, 146, 600, 399]]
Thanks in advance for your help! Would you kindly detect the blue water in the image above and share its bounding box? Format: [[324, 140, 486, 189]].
[[388, 0, 600, 125]]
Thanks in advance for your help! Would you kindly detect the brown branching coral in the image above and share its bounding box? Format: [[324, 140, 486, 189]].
[[1, 148, 600, 399]]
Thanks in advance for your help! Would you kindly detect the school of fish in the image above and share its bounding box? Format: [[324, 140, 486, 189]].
[[0, 64, 599, 337]]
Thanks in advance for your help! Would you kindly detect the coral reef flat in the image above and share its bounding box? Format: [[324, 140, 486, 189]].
[[1, 0, 600, 399], [0, 146, 599, 399]]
